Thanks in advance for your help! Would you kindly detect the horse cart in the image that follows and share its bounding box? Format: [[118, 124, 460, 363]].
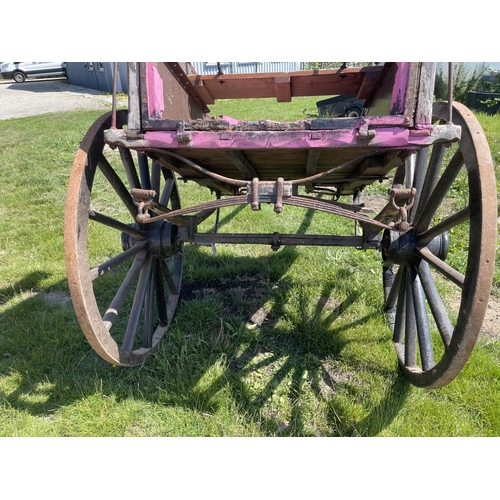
[[64, 62, 498, 388]]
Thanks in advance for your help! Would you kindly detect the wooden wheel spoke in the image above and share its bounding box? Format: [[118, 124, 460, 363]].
[[122, 254, 153, 351], [119, 146, 141, 189], [151, 162, 161, 203], [161, 259, 180, 295], [97, 154, 138, 218], [393, 267, 407, 344], [160, 177, 175, 207], [166, 171, 182, 211], [167, 256, 183, 323], [404, 268, 417, 367], [409, 146, 429, 222], [90, 240, 148, 280], [414, 149, 464, 232], [138, 153, 151, 189], [417, 246, 465, 288], [386, 265, 403, 312], [419, 261, 453, 347], [142, 263, 156, 348], [154, 261, 168, 327], [89, 209, 146, 238], [412, 143, 445, 223], [102, 250, 148, 329], [411, 265, 435, 371], [417, 206, 469, 246]]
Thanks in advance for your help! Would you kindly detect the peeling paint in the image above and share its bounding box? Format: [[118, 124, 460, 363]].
[[391, 62, 410, 114], [146, 62, 165, 119]]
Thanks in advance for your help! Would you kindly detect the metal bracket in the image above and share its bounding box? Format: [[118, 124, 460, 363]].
[[249, 177, 292, 213], [271, 232, 281, 251], [356, 121, 376, 140], [175, 121, 192, 143], [131, 188, 156, 223], [390, 187, 416, 231]]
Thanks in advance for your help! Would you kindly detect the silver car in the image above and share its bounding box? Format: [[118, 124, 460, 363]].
[[0, 62, 66, 83]]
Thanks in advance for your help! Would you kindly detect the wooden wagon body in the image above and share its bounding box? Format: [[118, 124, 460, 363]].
[[64, 62, 498, 388]]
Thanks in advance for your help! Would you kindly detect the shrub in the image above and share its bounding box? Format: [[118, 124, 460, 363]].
[[303, 62, 374, 70], [434, 62, 488, 104]]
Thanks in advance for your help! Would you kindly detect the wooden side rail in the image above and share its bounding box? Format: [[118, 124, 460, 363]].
[[188, 65, 385, 103]]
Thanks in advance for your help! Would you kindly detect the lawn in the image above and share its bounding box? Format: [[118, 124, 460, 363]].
[[0, 98, 499, 438]]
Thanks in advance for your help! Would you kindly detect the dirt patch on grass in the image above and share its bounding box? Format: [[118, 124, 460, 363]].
[[23, 290, 72, 306], [362, 193, 390, 214], [180, 276, 355, 397], [179, 276, 270, 321], [43, 292, 72, 306], [481, 295, 500, 340]]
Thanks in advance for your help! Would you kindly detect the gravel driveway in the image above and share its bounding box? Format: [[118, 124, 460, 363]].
[[0, 78, 125, 120]]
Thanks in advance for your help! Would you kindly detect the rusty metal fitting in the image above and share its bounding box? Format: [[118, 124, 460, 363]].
[[251, 178, 260, 211], [274, 177, 284, 214], [131, 188, 156, 222], [389, 187, 416, 231], [271, 232, 281, 251], [394, 206, 410, 231]]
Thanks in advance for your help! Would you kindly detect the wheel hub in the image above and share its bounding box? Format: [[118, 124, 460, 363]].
[[121, 221, 179, 258], [383, 229, 449, 267]]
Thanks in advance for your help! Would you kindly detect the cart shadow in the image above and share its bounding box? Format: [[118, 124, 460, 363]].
[[158, 248, 410, 436], [0, 209, 410, 436]]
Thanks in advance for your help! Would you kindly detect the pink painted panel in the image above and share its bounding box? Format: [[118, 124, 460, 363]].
[[391, 63, 410, 114], [143, 126, 441, 150], [145, 62, 165, 119]]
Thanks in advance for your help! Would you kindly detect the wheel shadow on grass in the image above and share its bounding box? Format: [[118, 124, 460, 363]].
[[147, 236, 408, 436], [0, 208, 410, 436]]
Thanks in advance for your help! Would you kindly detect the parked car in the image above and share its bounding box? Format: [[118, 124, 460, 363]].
[[316, 94, 365, 118], [0, 62, 67, 83]]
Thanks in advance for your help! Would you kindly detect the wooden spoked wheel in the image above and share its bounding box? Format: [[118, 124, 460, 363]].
[[65, 111, 183, 366], [383, 102, 497, 388]]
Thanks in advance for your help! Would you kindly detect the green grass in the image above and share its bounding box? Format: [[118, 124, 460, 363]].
[[0, 103, 499, 437], [209, 96, 320, 121]]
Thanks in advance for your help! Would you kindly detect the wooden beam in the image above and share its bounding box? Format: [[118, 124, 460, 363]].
[[188, 66, 384, 101], [306, 149, 321, 176], [225, 150, 259, 179], [192, 79, 215, 105], [274, 76, 291, 102]]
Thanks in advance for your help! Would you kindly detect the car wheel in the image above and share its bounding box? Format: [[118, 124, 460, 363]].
[[13, 72, 26, 83], [345, 107, 362, 117]]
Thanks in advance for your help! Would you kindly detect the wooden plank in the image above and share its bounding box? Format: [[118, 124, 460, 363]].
[[192, 79, 215, 105], [145, 63, 207, 120], [274, 76, 291, 102], [225, 150, 259, 179], [415, 62, 436, 125], [188, 66, 384, 101], [306, 149, 321, 176], [166, 62, 211, 113], [357, 64, 390, 100], [128, 63, 141, 130]]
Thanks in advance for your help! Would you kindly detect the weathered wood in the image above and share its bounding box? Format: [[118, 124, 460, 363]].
[[127, 63, 141, 131], [192, 79, 215, 105], [306, 149, 321, 177], [357, 63, 392, 101], [141, 63, 208, 122], [188, 66, 384, 101], [274, 76, 292, 102], [225, 150, 259, 179], [167, 62, 211, 113], [232, 120, 310, 131], [415, 63, 436, 126]]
